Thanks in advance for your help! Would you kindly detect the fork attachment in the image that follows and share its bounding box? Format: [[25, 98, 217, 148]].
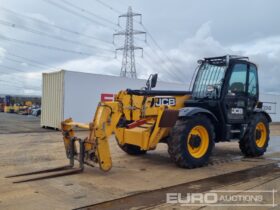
[[6, 137, 85, 183]]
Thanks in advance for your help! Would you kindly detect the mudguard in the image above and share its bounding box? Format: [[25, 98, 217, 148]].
[[254, 108, 272, 122], [178, 107, 218, 121]]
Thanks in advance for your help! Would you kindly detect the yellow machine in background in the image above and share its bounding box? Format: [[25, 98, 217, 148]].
[[4, 106, 10, 113], [25, 101, 32, 107], [13, 104, 20, 113], [4, 104, 26, 113], [5, 105, 19, 113]]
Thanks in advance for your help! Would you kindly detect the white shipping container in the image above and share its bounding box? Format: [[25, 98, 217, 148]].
[[41, 70, 188, 129]]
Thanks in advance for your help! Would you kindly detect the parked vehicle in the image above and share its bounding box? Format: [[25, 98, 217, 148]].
[[32, 108, 41, 117]]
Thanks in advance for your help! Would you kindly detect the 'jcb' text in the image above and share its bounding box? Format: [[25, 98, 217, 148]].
[[155, 97, 176, 107]]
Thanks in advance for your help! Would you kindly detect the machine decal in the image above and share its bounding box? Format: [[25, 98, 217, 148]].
[[154, 97, 176, 107], [231, 108, 243, 114], [101, 93, 115, 102]]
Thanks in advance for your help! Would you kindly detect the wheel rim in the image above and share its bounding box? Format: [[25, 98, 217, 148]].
[[255, 122, 267, 148], [187, 125, 209, 158]]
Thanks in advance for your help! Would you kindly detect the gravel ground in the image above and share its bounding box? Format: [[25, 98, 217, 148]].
[[0, 112, 279, 209]]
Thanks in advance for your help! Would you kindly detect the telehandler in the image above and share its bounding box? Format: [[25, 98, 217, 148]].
[[7, 55, 271, 182]]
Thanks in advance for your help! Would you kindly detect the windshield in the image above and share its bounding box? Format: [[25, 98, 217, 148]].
[[192, 62, 227, 99]]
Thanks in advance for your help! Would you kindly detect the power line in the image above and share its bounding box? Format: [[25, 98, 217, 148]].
[[84, 2, 146, 44], [42, 0, 118, 31], [109, 0, 129, 10], [5, 50, 112, 73], [0, 64, 29, 73], [0, 35, 96, 56], [61, 0, 118, 27], [143, 50, 184, 82], [144, 41, 185, 82], [6, 52, 56, 69], [4, 57, 53, 71], [100, 1, 182, 81], [94, 0, 121, 14], [127, 45, 181, 82], [140, 23, 187, 77], [0, 19, 113, 53], [0, 7, 112, 45], [144, 39, 185, 82], [5, 51, 74, 71], [81, 1, 186, 82]]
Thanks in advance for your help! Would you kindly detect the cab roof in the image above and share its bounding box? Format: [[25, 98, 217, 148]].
[[202, 55, 254, 67]]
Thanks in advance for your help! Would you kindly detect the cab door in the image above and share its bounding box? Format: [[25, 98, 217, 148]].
[[246, 64, 259, 115], [223, 63, 248, 124]]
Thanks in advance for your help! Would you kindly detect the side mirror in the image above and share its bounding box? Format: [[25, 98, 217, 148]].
[[151, 74, 158, 88], [145, 74, 158, 90]]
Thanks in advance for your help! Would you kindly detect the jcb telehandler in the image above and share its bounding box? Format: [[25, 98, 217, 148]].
[[8, 55, 271, 182]]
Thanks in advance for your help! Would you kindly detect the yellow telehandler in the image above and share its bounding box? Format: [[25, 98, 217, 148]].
[[7, 55, 271, 183]]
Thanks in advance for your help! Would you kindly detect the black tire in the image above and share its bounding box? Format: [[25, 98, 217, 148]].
[[116, 138, 147, 155], [168, 114, 215, 168], [239, 113, 270, 157]]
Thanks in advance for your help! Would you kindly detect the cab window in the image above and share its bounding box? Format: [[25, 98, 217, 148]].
[[228, 64, 247, 94], [248, 65, 258, 97]]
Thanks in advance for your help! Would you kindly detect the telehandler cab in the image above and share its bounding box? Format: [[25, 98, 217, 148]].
[[7, 55, 271, 182]]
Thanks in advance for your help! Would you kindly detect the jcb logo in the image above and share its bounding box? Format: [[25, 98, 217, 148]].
[[231, 108, 243, 114], [155, 97, 176, 107]]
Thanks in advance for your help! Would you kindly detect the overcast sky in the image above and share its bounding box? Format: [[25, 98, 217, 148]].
[[0, 0, 279, 95]]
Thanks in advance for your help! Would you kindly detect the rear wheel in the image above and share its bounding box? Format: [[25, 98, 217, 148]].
[[239, 113, 270, 157], [168, 114, 215, 168], [116, 138, 147, 155]]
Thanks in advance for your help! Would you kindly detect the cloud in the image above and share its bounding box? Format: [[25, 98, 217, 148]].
[[1, 17, 279, 95], [230, 36, 280, 94], [149, 22, 231, 84], [231, 36, 280, 57], [0, 70, 42, 95], [38, 21, 280, 95], [155, 22, 280, 94], [21, 62, 28, 67], [38, 22, 227, 87], [59, 56, 119, 75], [0, 47, 6, 63]]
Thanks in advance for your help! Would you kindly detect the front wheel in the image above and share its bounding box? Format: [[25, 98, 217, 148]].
[[239, 113, 270, 157], [168, 114, 215, 168]]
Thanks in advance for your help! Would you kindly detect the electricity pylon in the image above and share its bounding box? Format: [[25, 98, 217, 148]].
[[113, 6, 146, 79]]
